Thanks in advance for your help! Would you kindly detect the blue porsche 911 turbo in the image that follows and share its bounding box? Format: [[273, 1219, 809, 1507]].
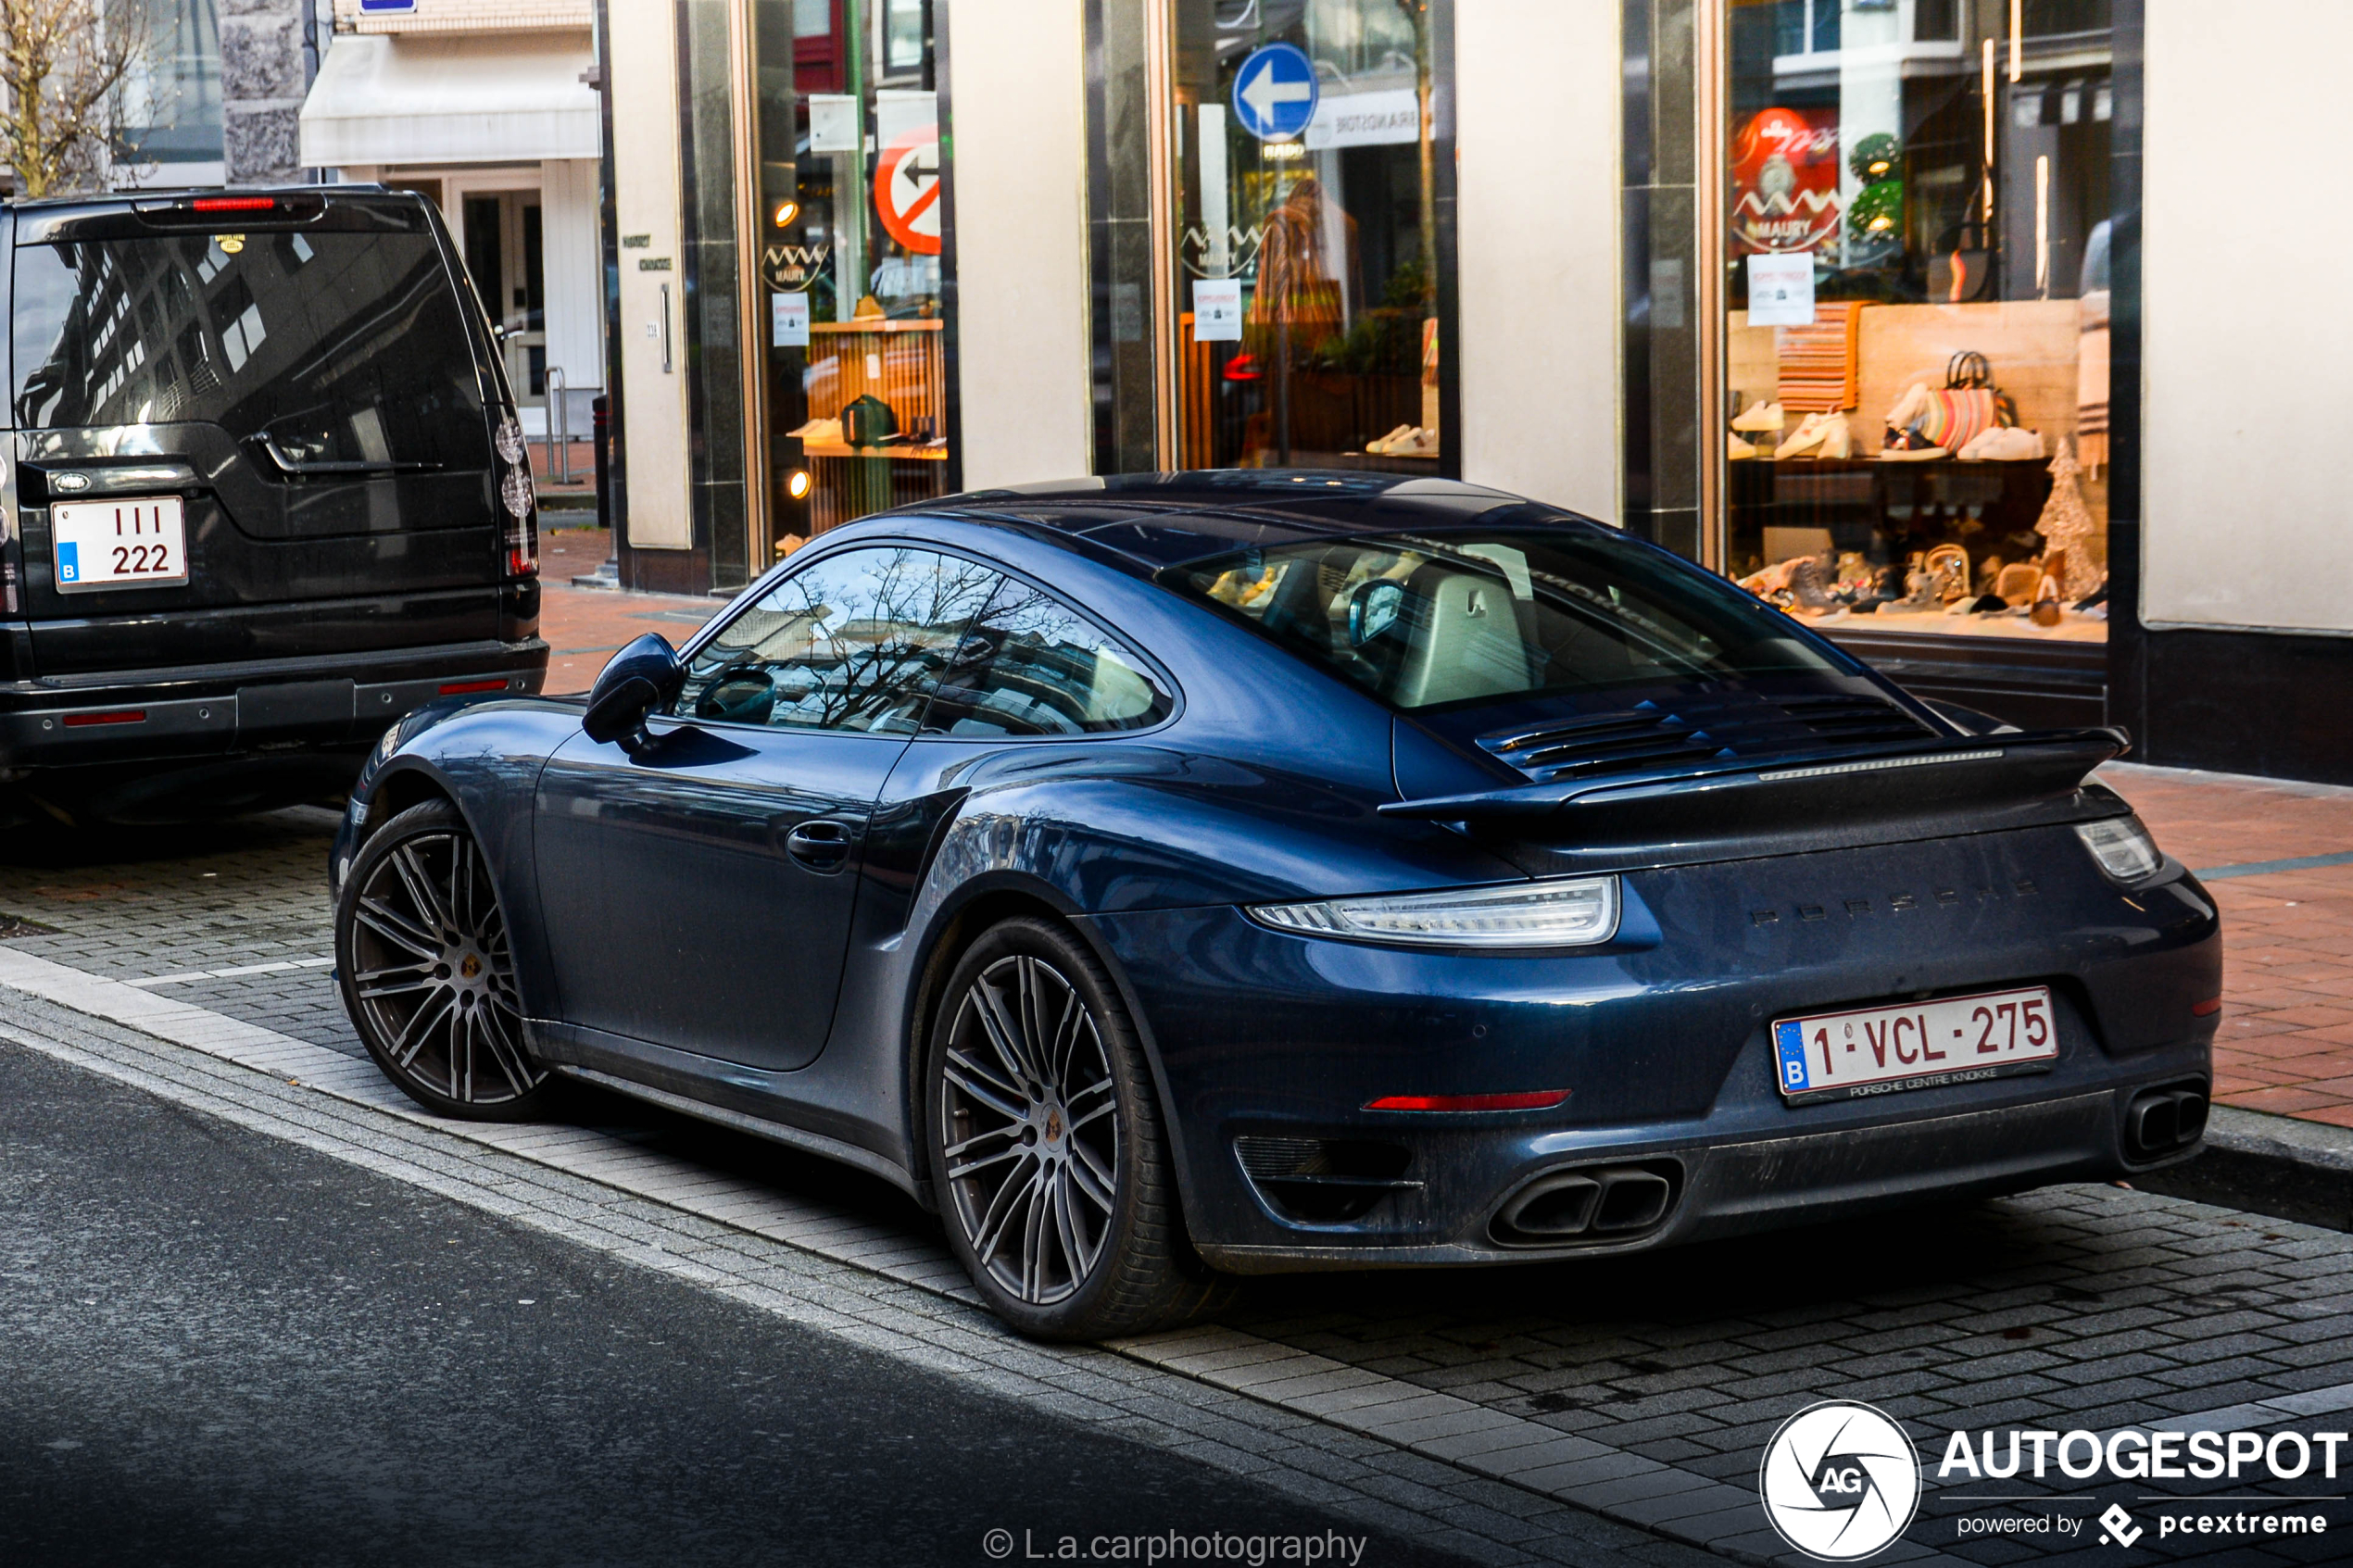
[[330, 472, 2220, 1339]]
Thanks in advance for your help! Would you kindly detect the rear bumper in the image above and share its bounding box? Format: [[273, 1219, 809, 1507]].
[[0, 637, 548, 769], [1086, 827, 2223, 1273], [1189, 1073, 2207, 1272]]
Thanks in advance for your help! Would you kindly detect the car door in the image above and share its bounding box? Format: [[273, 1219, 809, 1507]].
[[534, 544, 1002, 1071]]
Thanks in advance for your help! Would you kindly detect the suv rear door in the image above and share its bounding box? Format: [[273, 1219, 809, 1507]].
[[8, 191, 520, 679]]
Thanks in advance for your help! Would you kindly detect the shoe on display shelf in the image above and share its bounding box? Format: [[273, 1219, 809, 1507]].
[[1730, 398, 1786, 433], [1957, 425, 2045, 461]]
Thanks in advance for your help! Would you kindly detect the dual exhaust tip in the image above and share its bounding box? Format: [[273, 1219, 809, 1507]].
[[1491, 1160, 1680, 1247], [2125, 1081, 2208, 1160]]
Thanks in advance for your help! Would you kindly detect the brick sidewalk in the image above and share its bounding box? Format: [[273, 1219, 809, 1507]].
[[537, 525, 719, 693], [534, 571, 2353, 1135], [2103, 763, 2353, 1130]]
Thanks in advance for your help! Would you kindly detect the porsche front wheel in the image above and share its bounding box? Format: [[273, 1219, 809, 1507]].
[[335, 799, 554, 1121], [926, 916, 1228, 1340]]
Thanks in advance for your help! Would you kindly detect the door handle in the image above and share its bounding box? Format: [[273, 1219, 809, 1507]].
[[784, 819, 854, 872]]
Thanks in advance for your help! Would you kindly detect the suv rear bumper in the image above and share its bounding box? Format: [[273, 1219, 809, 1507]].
[[0, 637, 548, 769]]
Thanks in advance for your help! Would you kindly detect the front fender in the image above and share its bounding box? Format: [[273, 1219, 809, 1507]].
[[334, 697, 580, 1022]]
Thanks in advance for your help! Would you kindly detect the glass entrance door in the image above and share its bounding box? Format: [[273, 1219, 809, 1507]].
[[746, 0, 951, 559], [462, 191, 547, 408], [1167, 0, 1450, 473]]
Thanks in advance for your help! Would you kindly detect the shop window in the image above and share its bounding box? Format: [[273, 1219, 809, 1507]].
[[1088, 0, 1456, 477], [747, 0, 950, 558], [1722, 0, 2112, 644]]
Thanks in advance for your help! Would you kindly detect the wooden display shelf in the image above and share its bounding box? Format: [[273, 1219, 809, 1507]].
[[800, 439, 949, 461], [809, 318, 944, 333]]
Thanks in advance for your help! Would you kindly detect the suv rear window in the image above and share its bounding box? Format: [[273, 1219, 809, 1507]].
[[12, 228, 487, 468], [1162, 528, 1848, 711]]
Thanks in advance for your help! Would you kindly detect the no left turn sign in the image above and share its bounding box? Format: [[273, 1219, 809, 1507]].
[[874, 125, 942, 256]]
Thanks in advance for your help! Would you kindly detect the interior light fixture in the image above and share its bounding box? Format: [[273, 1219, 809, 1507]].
[[772, 199, 800, 228], [786, 469, 812, 500]]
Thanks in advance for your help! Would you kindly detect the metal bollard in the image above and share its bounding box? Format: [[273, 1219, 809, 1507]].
[[545, 366, 571, 483]]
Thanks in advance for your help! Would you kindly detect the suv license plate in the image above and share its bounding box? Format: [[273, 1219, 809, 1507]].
[[1772, 985, 2057, 1103], [53, 497, 189, 593]]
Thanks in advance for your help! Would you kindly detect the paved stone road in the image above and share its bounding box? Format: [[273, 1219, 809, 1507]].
[[5, 800, 2353, 1564]]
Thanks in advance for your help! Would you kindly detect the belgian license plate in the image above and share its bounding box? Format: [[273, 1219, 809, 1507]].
[[53, 497, 189, 592], [1772, 985, 2057, 1103]]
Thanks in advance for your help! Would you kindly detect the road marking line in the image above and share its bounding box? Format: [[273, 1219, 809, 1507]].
[[125, 956, 335, 987]]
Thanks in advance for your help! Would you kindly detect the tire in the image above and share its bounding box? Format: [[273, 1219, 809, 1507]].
[[334, 799, 556, 1122], [925, 915, 1231, 1340]]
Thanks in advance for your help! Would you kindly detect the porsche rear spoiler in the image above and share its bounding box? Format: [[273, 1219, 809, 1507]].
[[1376, 727, 2129, 834]]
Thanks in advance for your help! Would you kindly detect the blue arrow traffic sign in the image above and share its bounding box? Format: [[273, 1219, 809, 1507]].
[[1231, 43, 1319, 143]]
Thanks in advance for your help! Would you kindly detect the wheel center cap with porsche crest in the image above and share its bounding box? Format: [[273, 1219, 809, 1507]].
[[1758, 1400, 1920, 1561], [459, 954, 482, 981]]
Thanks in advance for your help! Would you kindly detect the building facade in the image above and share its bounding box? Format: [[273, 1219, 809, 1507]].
[[601, 0, 2353, 784], [301, 0, 606, 444]]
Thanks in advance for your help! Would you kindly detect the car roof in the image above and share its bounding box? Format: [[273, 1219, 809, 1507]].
[[912, 470, 1593, 571]]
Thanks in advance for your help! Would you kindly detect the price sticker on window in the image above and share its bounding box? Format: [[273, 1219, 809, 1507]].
[[1192, 278, 1242, 342], [772, 291, 810, 347]]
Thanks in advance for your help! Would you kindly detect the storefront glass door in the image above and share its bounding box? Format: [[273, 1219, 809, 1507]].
[[462, 191, 548, 408], [750, 0, 950, 555], [1088, 0, 1455, 478]]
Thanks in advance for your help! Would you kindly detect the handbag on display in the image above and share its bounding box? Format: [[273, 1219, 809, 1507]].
[[1881, 352, 2012, 459], [1922, 543, 1970, 603], [843, 393, 899, 448]]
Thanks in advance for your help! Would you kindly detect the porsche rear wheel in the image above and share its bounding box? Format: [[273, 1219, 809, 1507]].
[[926, 916, 1229, 1340], [335, 799, 554, 1121]]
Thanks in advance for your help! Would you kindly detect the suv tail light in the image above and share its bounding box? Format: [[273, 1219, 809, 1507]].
[[494, 414, 538, 580]]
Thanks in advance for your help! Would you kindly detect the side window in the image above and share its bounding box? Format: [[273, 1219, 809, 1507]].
[[924, 575, 1174, 737], [675, 546, 1000, 733]]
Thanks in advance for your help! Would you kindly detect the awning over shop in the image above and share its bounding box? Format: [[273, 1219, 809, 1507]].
[[299, 32, 598, 168]]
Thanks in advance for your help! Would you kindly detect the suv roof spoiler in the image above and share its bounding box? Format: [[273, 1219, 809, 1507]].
[[5, 182, 394, 212], [1377, 727, 2131, 829]]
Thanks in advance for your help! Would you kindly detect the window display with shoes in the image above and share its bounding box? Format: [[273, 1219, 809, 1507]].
[[1719, 1, 2112, 644]]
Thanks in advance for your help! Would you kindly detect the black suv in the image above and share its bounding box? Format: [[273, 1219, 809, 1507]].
[[0, 185, 547, 823]]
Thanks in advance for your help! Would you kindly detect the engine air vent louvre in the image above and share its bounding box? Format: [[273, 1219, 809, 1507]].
[[1478, 693, 1935, 784]]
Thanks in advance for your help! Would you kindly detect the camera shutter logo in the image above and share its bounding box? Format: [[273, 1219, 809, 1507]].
[[1758, 1400, 1921, 1561]]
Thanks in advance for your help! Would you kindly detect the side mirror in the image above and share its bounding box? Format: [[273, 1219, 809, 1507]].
[[583, 633, 684, 753], [1346, 578, 1404, 647]]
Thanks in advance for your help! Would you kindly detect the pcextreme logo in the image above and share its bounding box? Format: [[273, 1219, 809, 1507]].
[[1758, 1400, 1922, 1561]]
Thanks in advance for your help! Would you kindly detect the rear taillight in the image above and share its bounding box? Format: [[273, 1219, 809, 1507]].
[[494, 415, 538, 579], [191, 194, 276, 213], [1, 463, 16, 615]]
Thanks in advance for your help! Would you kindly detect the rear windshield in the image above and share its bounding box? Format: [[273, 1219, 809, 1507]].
[[1161, 528, 1847, 711], [12, 230, 486, 467]]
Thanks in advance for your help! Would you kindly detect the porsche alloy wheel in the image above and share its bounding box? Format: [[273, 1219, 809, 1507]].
[[938, 950, 1121, 1304], [336, 800, 552, 1120], [927, 917, 1230, 1340]]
